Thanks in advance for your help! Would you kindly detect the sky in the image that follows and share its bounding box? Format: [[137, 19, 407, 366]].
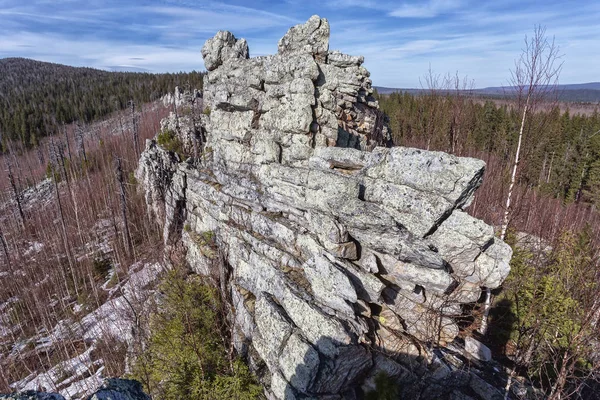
[[0, 0, 599, 88]]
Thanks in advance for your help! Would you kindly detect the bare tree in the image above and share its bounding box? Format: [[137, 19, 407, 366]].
[[419, 66, 444, 151], [447, 72, 474, 155], [480, 26, 563, 337], [0, 226, 10, 270], [501, 25, 563, 240], [49, 142, 78, 298], [5, 158, 25, 230], [115, 156, 134, 258], [62, 122, 72, 164], [75, 121, 87, 162], [130, 100, 140, 157]]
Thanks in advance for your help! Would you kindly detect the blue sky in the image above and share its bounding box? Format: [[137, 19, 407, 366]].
[[1, 0, 598, 87]]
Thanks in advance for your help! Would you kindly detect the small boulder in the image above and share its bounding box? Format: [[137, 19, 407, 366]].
[[464, 336, 492, 362]]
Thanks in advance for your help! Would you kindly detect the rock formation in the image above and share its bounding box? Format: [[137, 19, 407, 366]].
[[0, 379, 150, 400], [137, 15, 513, 399]]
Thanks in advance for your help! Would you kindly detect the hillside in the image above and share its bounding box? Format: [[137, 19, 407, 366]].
[[0, 58, 203, 151]]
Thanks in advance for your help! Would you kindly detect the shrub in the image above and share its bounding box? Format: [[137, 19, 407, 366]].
[[92, 256, 112, 280], [45, 162, 62, 182], [365, 372, 399, 400], [157, 129, 185, 158], [129, 269, 261, 399]]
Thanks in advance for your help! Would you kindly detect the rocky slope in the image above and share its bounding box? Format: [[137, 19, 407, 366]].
[[136, 16, 513, 399]]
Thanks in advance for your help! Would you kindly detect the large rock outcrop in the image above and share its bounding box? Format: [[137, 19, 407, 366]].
[[137, 16, 512, 399]]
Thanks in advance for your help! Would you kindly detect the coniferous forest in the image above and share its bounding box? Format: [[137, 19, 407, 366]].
[[378, 91, 600, 209], [0, 58, 203, 152]]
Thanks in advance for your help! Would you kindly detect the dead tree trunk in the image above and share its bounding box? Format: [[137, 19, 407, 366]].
[[115, 156, 134, 258], [76, 121, 87, 162], [5, 159, 25, 230], [63, 122, 72, 164], [51, 160, 78, 298], [130, 100, 140, 157], [0, 226, 10, 270]]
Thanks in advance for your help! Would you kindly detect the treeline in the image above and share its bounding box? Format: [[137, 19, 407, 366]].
[[378, 90, 600, 208], [0, 58, 203, 151]]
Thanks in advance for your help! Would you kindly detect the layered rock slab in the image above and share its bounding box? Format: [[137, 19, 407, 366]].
[[137, 15, 512, 399]]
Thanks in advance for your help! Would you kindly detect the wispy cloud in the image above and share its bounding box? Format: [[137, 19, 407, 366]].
[[389, 0, 463, 18], [0, 0, 599, 87]]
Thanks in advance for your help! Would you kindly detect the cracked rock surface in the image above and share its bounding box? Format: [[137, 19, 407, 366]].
[[137, 15, 513, 399]]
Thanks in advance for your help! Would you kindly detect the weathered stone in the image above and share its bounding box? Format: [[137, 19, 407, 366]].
[[327, 51, 364, 68], [474, 239, 513, 289], [303, 254, 357, 316], [0, 380, 151, 400], [201, 30, 249, 71], [428, 210, 494, 273], [469, 374, 504, 400], [279, 333, 320, 393], [0, 393, 65, 400], [85, 379, 151, 400], [278, 15, 329, 56], [464, 336, 492, 362], [253, 294, 294, 368], [138, 15, 513, 400], [312, 345, 373, 393]]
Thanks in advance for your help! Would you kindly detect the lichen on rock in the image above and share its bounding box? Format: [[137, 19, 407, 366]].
[[136, 15, 513, 399]]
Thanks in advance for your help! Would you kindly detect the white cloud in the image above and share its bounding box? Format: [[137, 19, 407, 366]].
[[1, 0, 600, 88], [0, 32, 204, 72], [392, 40, 441, 53], [389, 0, 463, 18]]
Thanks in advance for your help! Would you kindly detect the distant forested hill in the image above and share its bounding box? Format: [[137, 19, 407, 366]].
[[0, 58, 203, 151], [375, 83, 600, 103]]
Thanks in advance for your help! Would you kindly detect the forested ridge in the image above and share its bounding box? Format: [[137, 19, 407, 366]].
[[0, 57, 203, 152]]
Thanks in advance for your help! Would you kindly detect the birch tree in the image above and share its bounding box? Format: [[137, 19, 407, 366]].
[[481, 26, 562, 335], [501, 26, 563, 240]]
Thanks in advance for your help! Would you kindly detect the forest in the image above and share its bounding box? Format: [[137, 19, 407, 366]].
[[0, 58, 204, 152], [378, 92, 600, 208]]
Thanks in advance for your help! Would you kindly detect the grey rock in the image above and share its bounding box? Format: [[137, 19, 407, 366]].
[[474, 239, 513, 289], [0, 393, 65, 400], [279, 333, 320, 393], [464, 336, 492, 362], [469, 374, 504, 400], [253, 294, 294, 368], [278, 15, 330, 56], [85, 379, 151, 400], [0, 379, 152, 400], [201, 30, 248, 71], [327, 51, 364, 68], [138, 15, 513, 400], [312, 345, 373, 393], [303, 254, 357, 316]]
